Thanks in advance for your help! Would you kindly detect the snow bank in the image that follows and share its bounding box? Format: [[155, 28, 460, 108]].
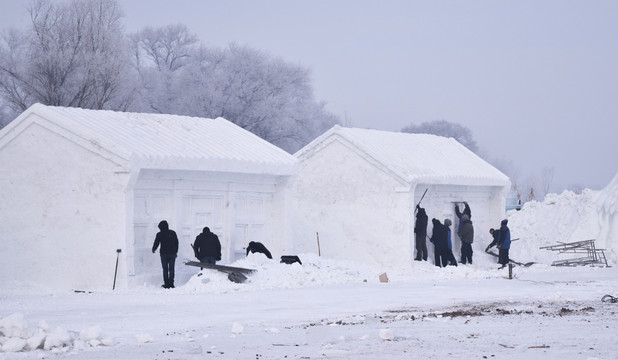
[[171, 250, 559, 296], [507, 173, 618, 265], [596, 172, 618, 253], [0, 313, 112, 354], [175, 253, 383, 294]]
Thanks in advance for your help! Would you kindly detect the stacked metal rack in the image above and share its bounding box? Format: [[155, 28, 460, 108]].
[[540, 239, 609, 267]]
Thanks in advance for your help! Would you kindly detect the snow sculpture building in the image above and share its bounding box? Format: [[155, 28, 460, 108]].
[[290, 125, 510, 270], [0, 104, 297, 291]]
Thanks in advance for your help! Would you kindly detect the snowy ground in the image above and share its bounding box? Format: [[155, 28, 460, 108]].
[[2, 253, 617, 360]]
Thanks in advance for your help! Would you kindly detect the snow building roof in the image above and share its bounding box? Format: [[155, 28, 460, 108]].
[[1, 103, 297, 175], [295, 125, 510, 187]]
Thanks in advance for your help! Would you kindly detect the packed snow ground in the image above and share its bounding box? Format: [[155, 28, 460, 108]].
[[1, 253, 618, 359], [2, 185, 618, 359]]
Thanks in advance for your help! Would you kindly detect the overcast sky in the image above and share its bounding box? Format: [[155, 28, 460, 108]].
[[1, 0, 617, 192]]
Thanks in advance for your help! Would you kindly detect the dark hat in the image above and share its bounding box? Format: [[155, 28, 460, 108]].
[[501, 219, 508, 225]]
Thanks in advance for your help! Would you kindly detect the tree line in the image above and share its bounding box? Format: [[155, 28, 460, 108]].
[[0, 0, 338, 153]]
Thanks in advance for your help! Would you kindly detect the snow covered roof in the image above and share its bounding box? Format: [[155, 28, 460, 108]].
[[295, 125, 509, 187], [1, 103, 297, 175]]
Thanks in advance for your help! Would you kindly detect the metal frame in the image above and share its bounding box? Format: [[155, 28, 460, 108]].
[[540, 239, 609, 267]]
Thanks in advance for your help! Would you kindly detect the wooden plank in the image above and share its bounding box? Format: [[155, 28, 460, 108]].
[[185, 261, 256, 274]]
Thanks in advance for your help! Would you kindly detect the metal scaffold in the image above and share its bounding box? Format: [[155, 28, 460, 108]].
[[540, 239, 609, 267]]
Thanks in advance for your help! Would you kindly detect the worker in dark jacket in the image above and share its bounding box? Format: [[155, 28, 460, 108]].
[[485, 228, 501, 253], [246, 241, 272, 259], [458, 214, 474, 264], [444, 218, 458, 267], [497, 219, 511, 269], [152, 220, 179, 289], [430, 218, 449, 267], [414, 205, 429, 261], [193, 227, 222, 265], [455, 202, 472, 233]]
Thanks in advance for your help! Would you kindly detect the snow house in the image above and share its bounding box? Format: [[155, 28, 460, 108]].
[[290, 125, 511, 270], [0, 104, 298, 291]]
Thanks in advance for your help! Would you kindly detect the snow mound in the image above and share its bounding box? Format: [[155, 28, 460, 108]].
[[596, 172, 618, 253], [171, 251, 546, 294], [508, 180, 617, 265], [231, 322, 244, 334], [379, 329, 394, 341], [176, 253, 382, 293], [0, 313, 112, 353]]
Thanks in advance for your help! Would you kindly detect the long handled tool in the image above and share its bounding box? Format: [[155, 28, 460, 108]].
[[414, 188, 428, 214], [113, 249, 121, 290]]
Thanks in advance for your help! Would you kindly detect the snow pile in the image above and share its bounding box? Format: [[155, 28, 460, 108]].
[[507, 173, 618, 265], [596, 172, 618, 253], [0, 313, 112, 353], [177, 253, 383, 294], [507, 189, 599, 263], [172, 251, 559, 296]]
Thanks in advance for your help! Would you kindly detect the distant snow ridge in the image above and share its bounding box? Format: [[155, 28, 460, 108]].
[[0, 313, 112, 353]]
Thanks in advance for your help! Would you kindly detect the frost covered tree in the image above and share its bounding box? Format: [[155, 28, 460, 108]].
[[178, 44, 337, 152], [129, 24, 198, 114], [0, 0, 130, 120], [131, 24, 198, 73], [0, 99, 13, 128], [401, 120, 478, 153], [129, 32, 338, 152], [0, 2, 338, 152]]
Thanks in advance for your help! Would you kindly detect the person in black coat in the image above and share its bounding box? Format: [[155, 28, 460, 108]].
[[485, 228, 501, 253], [444, 218, 458, 267], [430, 218, 449, 267], [458, 214, 474, 264], [193, 227, 222, 265], [497, 219, 512, 269], [414, 205, 429, 261], [152, 220, 179, 289], [246, 241, 273, 259]]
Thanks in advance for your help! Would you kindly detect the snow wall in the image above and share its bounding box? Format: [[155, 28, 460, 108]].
[[0, 118, 130, 292]]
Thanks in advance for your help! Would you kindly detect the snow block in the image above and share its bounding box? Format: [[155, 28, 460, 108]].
[[379, 273, 389, 283]]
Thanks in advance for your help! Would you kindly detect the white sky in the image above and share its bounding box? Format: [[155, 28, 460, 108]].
[[1, 0, 617, 191]]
